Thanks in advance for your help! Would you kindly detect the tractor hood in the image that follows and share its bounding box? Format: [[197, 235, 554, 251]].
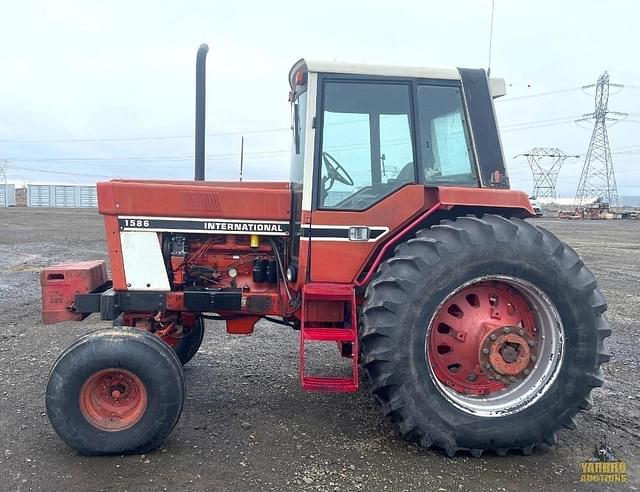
[[97, 179, 292, 223]]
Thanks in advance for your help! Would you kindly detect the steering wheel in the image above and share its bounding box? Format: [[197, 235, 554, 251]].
[[322, 152, 354, 187]]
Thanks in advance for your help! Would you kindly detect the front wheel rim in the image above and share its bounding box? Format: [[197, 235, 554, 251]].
[[426, 275, 564, 417], [79, 368, 148, 431]]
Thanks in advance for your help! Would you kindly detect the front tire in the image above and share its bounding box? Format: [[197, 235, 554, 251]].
[[361, 215, 610, 456], [46, 327, 185, 455]]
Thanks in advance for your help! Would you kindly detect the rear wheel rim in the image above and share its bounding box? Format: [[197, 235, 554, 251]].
[[79, 368, 148, 431], [426, 275, 564, 417]]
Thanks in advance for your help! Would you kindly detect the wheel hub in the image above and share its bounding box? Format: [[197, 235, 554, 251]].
[[79, 368, 148, 432], [479, 327, 537, 379], [428, 281, 537, 396]]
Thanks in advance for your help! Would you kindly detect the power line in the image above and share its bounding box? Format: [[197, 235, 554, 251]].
[[6, 138, 638, 166], [502, 112, 640, 133], [1, 105, 636, 147], [1, 79, 637, 146], [0, 127, 291, 144], [4, 115, 592, 163], [0, 136, 424, 164], [501, 116, 582, 133], [6, 148, 292, 163], [0, 114, 589, 145], [9, 164, 114, 178], [496, 86, 582, 103], [503, 116, 582, 128]]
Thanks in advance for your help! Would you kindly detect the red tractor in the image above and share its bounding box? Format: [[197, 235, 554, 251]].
[[41, 45, 609, 457]]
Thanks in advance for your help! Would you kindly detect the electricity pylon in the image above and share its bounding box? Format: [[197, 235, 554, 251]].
[[575, 72, 624, 208], [517, 148, 576, 199]]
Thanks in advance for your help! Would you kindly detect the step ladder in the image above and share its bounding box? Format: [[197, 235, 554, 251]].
[[300, 283, 358, 393]]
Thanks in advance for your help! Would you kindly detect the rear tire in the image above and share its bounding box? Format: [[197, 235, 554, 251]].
[[361, 215, 610, 456], [46, 327, 185, 455], [113, 315, 205, 365], [170, 316, 205, 365]]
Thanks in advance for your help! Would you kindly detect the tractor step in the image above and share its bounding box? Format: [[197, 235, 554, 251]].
[[301, 376, 358, 393], [303, 327, 354, 342], [300, 283, 358, 393]]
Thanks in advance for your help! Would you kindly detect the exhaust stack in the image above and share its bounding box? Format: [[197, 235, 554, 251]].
[[194, 43, 209, 181]]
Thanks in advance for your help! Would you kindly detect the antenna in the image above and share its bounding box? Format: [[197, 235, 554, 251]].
[[487, 0, 496, 76], [239, 136, 244, 182]]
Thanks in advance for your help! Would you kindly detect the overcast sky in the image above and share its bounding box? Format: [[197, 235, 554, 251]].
[[1, 0, 638, 197]]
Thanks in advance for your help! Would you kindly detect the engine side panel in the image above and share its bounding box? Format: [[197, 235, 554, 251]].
[[97, 180, 292, 219], [97, 180, 293, 292]]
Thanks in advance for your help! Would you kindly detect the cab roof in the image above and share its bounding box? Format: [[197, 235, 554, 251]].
[[289, 59, 460, 88], [288, 58, 506, 98]]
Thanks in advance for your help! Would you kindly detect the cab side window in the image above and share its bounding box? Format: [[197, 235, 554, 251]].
[[417, 85, 478, 185]]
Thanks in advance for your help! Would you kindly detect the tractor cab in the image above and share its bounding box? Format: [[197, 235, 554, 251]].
[[286, 60, 515, 285], [288, 59, 508, 211]]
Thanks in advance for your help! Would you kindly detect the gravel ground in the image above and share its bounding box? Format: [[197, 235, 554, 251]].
[[0, 208, 638, 491]]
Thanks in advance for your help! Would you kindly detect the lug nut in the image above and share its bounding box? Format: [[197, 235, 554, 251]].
[[485, 363, 492, 369], [523, 369, 530, 375], [482, 348, 490, 355], [490, 334, 497, 341], [509, 376, 516, 382], [531, 355, 537, 362], [467, 373, 477, 382], [503, 327, 511, 334], [528, 340, 536, 347], [518, 329, 525, 336]]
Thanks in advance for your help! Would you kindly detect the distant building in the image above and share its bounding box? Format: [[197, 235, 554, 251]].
[[0, 184, 16, 207], [536, 197, 601, 207], [27, 184, 97, 208], [15, 187, 27, 207]]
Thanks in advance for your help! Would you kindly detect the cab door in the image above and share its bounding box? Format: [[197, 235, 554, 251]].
[[307, 77, 424, 283]]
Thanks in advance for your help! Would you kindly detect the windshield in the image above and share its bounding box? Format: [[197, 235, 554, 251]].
[[289, 90, 308, 184]]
